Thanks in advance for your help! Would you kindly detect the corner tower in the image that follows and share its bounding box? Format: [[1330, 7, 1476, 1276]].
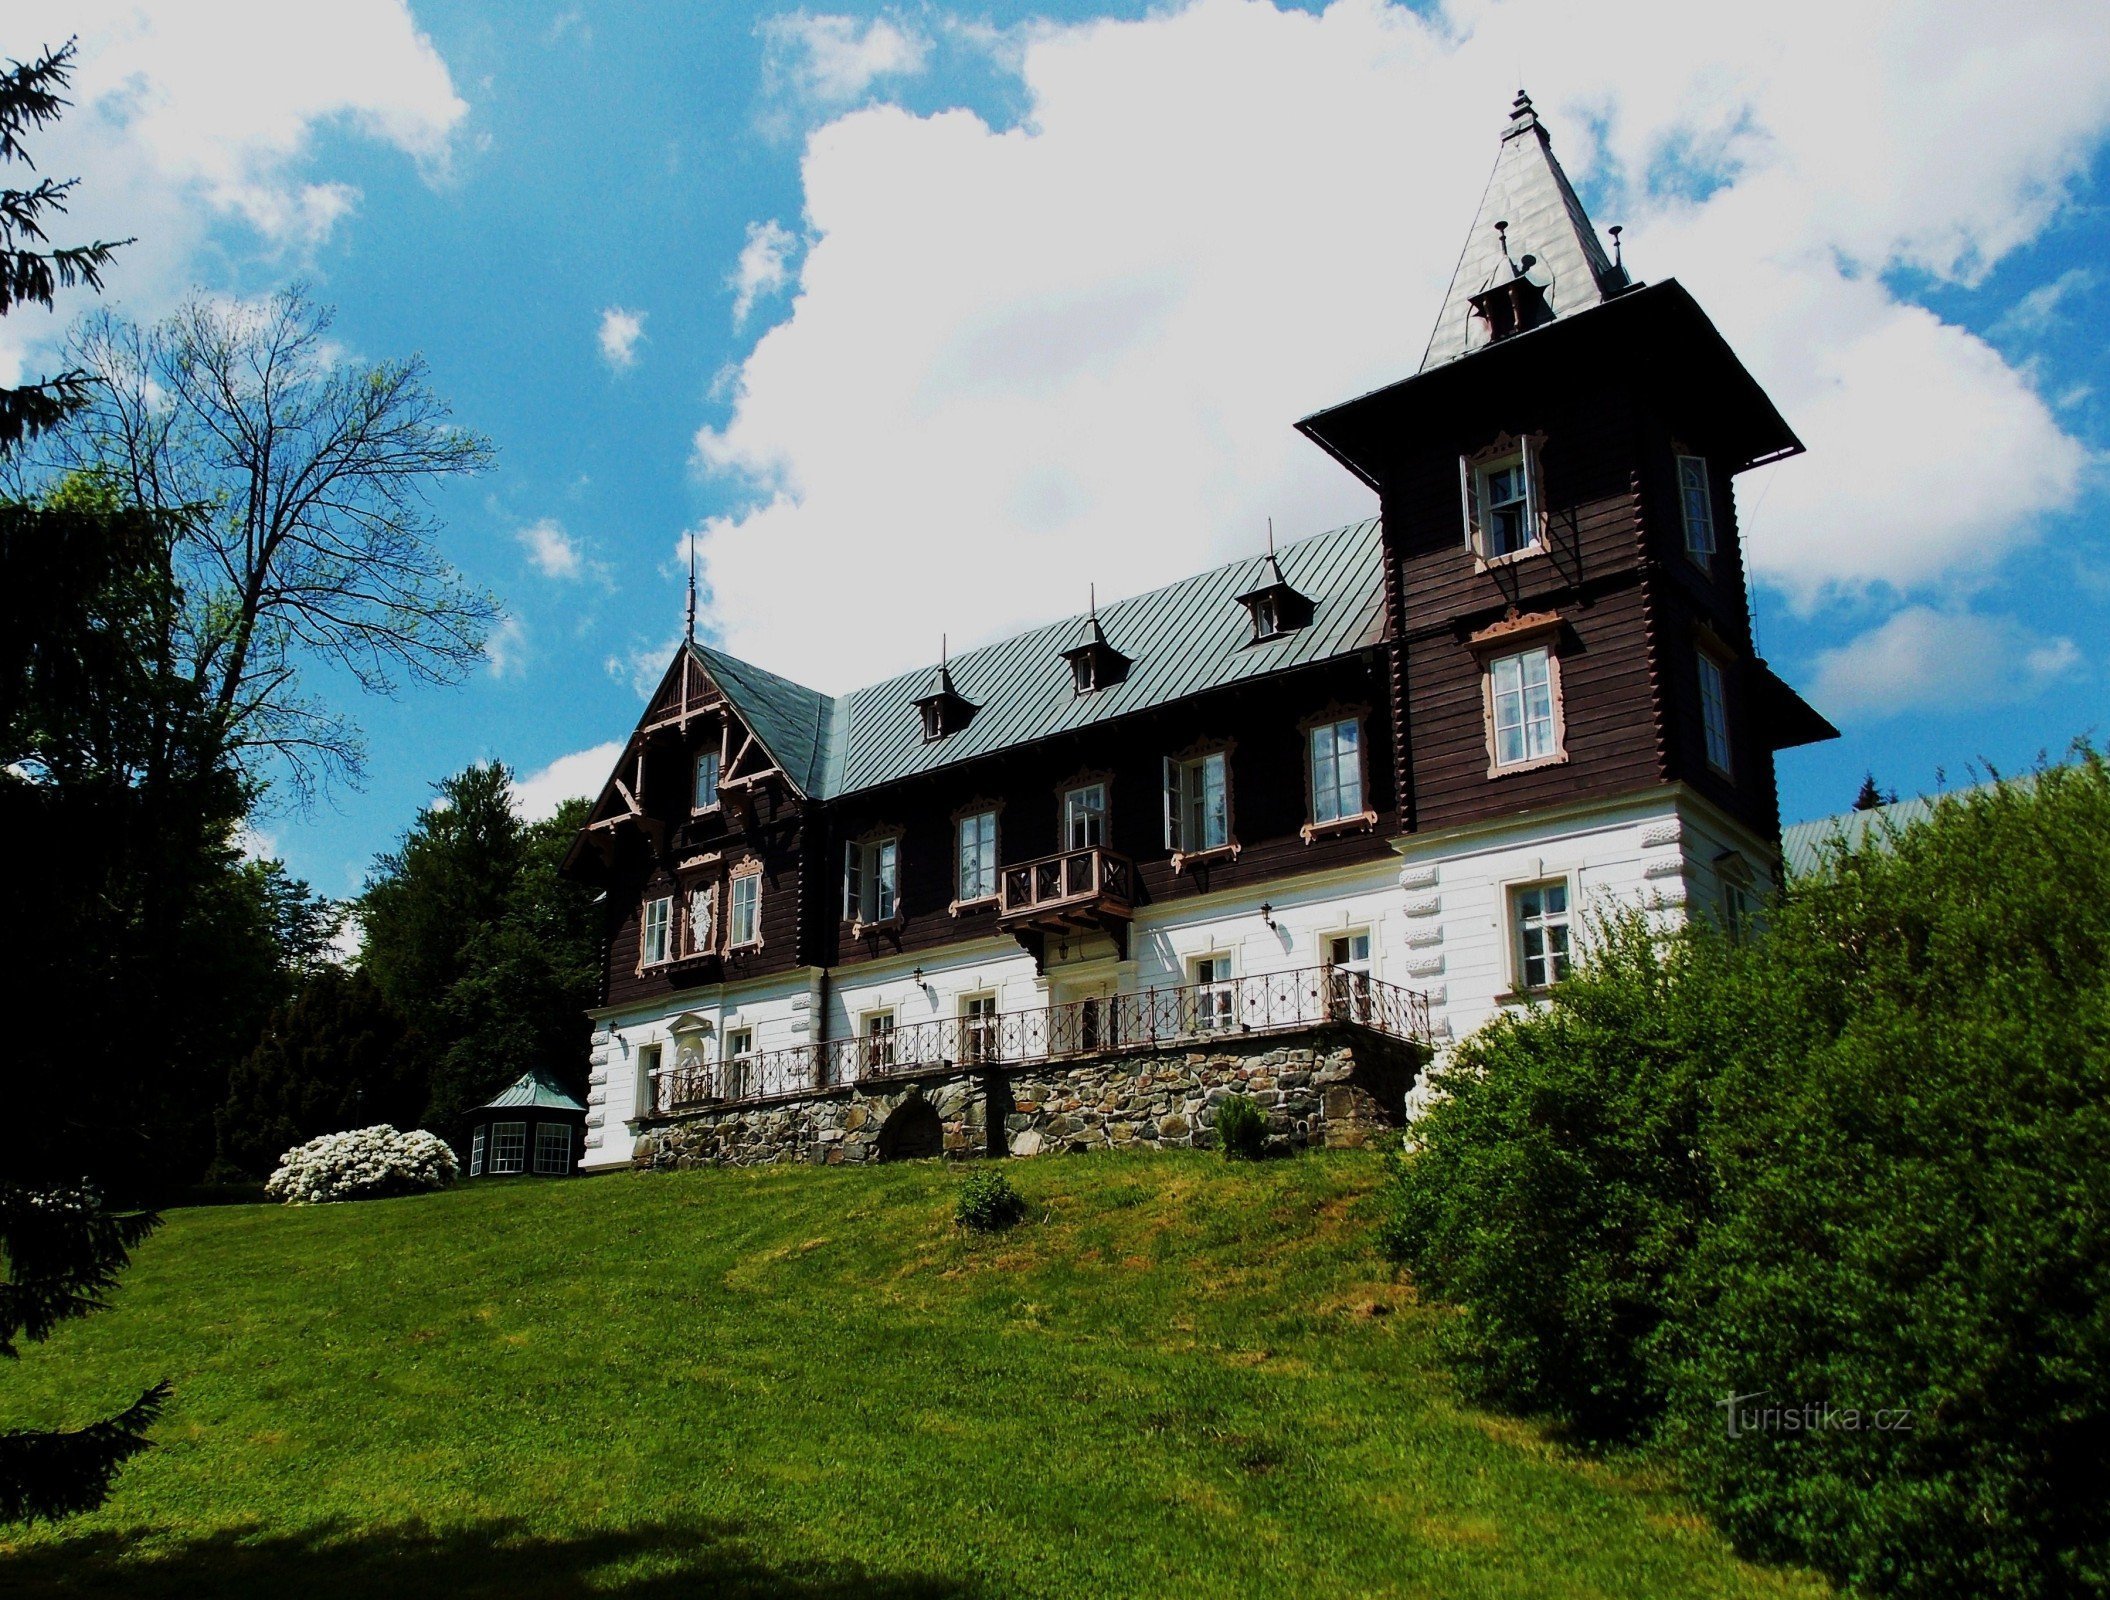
[[1299, 90, 1832, 890]]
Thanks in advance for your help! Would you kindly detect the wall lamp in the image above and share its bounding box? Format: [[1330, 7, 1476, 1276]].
[[911, 967, 926, 988], [1260, 902, 1276, 929]]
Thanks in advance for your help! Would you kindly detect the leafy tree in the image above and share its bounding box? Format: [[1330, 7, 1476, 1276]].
[[18, 286, 499, 803], [0, 41, 163, 1528], [0, 40, 128, 450], [360, 772, 598, 1138], [216, 967, 423, 1181]]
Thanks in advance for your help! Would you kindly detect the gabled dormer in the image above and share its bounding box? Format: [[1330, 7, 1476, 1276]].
[[912, 653, 977, 742], [1060, 594, 1131, 694], [1234, 551, 1313, 643]]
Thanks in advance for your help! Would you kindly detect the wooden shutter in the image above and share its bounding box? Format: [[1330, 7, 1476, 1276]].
[[1521, 434, 1545, 546], [1163, 757, 1181, 850], [1458, 454, 1480, 552]]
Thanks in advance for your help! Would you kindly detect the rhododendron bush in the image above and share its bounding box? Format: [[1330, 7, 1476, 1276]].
[[266, 1125, 458, 1204]]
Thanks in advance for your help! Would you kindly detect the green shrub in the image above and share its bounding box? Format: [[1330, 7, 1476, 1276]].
[[1380, 917, 1726, 1439], [954, 1167, 1028, 1233], [1215, 1094, 1269, 1161], [1382, 755, 2110, 1598]]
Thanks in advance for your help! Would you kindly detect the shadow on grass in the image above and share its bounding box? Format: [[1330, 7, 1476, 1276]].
[[0, 1515, 984, 1599]]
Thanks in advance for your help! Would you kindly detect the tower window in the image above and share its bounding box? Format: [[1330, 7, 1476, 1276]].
[[1461, 435, 1546, 562], [1487, 646, 1561, 770], [1698, 651, 1732, 776], [1678, 455, 1716, 564]]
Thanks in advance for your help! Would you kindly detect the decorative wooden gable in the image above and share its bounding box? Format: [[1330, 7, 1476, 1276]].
[[566, 644, 804, 880]]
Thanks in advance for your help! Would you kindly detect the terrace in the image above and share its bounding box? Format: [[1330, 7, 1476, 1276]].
[[652, 963, 1432, 1114]]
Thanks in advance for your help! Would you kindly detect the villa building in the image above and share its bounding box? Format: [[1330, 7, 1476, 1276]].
[[561, 90, 1834, 1171]]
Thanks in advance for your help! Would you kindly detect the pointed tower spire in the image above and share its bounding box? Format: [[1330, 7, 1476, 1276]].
[[684, 534, 697, 645], [1420, 88, 1630, 371]]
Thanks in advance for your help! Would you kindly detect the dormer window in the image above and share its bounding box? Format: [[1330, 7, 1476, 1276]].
[[1234, 553, 1312, 644], [911, 659, 977, 742], [1060, 612, 1130, 697]]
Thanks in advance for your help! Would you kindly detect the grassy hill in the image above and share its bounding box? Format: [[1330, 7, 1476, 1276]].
[[0, 1153, 1825, 1599]]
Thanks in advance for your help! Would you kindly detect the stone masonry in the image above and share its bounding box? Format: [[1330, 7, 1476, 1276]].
[[630, 1026, 1420, 1170]]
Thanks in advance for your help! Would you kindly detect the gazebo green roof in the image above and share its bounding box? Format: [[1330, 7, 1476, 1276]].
[[474, 1071, 586, 1115]]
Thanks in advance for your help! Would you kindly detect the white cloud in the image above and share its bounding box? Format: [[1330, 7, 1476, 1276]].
[[485, 614, 529, 678], [1993, 266, 2097, 342], [758, 11, 930, 109], [1, 1, 467, 384], [731, 220, 799, 326], [597, 306, 647, 370], [605, 634, 681, 697], [511, 741, 624, 822], [1810, 607, 2082, 719], [692, 0, 2108, 692], [518, 517, 584, 580]]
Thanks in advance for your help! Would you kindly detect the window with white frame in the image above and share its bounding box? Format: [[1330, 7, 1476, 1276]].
[[722, 1028, 753, 1099], [844, 835, 899, 925], [728, 870, 761, 947], [1698, 651, 1732, 776], [686, 883, 716, 956], [693, 748, 721, 811], [1461, 438, 1544, 561], [1165, 750, 1229, 853], [640, 894, 673, 965], [469, 1126, 486, 1177], [1722, 874, 1757, 943], [957, 810, 998, 901], [1511, 881, 1572, 991], [533, 1123, 572, 1175], [490, 1121, 528, 1175], [1488, 647, 1559, 770], [1677, 455, 1716, 564], [1189, 955, 1236, 1031], [962, 993, 999, 1062], [862, 1009, 897, 1069], [634, 1042, 662, 1118], [1063, 783, 1108, 849], [1309, 717, 1364, 823]]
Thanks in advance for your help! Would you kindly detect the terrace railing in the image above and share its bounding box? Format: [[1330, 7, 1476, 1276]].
[[653, 964, 1430, 1115]]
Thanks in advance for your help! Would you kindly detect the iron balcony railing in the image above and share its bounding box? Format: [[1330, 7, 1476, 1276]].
[[997, 845, 1135, 922], [653, 964, 1430, 1114]]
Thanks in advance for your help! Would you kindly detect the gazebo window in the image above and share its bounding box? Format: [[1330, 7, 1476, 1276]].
[[490, 1121, 527, 1175], [534, 1123, 573, 1175], [470, 1126, 487, 1177]]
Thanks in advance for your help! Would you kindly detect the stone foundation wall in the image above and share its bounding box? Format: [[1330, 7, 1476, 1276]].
[[631, 1027, 1419, 1171]]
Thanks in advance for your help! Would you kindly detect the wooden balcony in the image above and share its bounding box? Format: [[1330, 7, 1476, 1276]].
[[997, 845, 1135, 965]]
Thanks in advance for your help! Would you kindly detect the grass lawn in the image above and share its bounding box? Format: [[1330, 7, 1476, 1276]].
[[0, 1152, 1826, 1599]]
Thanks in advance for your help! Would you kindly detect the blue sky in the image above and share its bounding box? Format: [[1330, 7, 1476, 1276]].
[[9, 1, 2109, 900]]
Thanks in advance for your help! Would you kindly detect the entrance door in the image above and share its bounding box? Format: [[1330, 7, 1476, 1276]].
[[1327, 930, 1373, 1023], [1054, 978, 1118, 1056]]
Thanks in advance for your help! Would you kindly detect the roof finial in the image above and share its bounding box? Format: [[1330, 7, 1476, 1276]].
[[1089, 582, 1097, 621], [1266, 516, 1275, 558], [1511, 86, 1534, 121], [941, 632, 948, 669], [684, 533, 697, 645], [1609, 223, 1624, 269]]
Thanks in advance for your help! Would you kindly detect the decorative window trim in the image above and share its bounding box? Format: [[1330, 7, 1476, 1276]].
[[637, 891, 676, 971], [1299, 702, 1377, 843], [726, 858, 765, 951], [1056, 771, 1114, 851], [1459, 432, 1550, 568], [1497, 872, 1577, 1000], [690, 744, 724, 816], [951, 803, 1002, 912], [844, 824, 905, 937], [1480, 641, 1569, 779], [1164, 736, 1238, 870]]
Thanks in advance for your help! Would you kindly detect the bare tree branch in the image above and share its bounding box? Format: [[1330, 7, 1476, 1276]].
[[23, 287, 499, 806]]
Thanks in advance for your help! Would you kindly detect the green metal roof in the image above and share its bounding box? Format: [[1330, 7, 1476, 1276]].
[[1780, 774, 2031, 877], [689, 643, 833, 795], [476, 1071, 587, 1114], [686, 518, 1385, 803]]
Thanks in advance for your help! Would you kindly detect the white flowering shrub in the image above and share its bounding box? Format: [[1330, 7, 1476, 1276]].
[[265, 1125, 459, 1205]]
